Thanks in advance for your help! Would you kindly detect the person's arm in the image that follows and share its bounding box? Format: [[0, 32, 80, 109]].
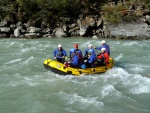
[[97, 54, 102, 59], [69, 48, 74, 58], [104, 53, 109, 63], [95, 46, 102, 50], [87, 55, 93, 63], [71, 56, 78, 65], [62, 50, 67, 57], [106, 44, 110, 54], [84, 49, 88, 57]]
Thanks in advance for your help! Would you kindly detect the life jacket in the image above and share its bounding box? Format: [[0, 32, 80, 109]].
[[88, 54, 96, 64], [101, 53, 105, 62], [75, 50, 82, 63], [71, 55, 79, 65], [56, 51, 63, 58], [97, 52, 109, 64], [87, 49, 91, 55]]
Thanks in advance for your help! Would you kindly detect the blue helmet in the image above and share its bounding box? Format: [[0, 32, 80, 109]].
[[70, 48, 76, 53], [89, 49, 95, 54]]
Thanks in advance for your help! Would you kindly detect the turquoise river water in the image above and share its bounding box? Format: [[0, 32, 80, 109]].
[[0, 38, 150, 113]]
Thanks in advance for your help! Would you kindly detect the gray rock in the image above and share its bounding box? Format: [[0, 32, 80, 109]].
[[0, 19, 7, 27], [14, 28, 20, 37], [55, 27, 66, 37], [23, 33, 40, 39], [108, 22, 150, 39], [27, 27, 41, 33], [0, 27, 11, 33], [77, 19, 88, 36], [92, 35, 98, 39]]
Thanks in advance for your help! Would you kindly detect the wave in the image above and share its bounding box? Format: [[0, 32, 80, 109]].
[[5, 58, 22, 65], [58, 91, 104, 107]]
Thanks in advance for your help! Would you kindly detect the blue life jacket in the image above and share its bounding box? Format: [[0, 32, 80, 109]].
[[54, 49, 67, 58], [70, 48, 82, 58], [87, 54, 96, 64], [71, 55, 79, 65]]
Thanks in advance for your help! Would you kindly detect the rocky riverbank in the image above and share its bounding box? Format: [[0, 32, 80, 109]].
[[0, 17, 149, 40], [108, 21, 150, 40], [0, 0, 150, 40]]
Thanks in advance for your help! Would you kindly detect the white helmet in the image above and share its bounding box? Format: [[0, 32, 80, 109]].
[[101, 48, 106, 51], [58, 44, 62, 47], [88, 44, 92, 48], [101, 40, 105, 44]]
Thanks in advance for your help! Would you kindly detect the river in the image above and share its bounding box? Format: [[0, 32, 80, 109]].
[[0, 37, 150, 113]]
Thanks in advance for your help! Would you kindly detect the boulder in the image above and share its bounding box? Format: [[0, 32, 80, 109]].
[[28, 27, 41, 33], [54, 27, 66, 37], [23, 33, 40, 39], [77, 19, 88, 36], [0, 27, 11, 33], [96, 18, 103, 27], [27, 19, 35, 27], [14, 28, 20, 37], [41, 18, 49, 28], [108, 22, 150, 39], [0, 19, 7, 27], [92, 35, 98, 39]]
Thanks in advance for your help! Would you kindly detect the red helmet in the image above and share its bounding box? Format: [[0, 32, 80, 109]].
[[74, 44, 78, 49]]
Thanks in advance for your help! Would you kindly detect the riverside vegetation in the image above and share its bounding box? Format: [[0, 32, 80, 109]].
[[0, 0, 150, 39]]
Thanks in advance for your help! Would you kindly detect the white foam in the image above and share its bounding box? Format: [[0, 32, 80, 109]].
[[10, 42, 17, 45], [21, 47, 36, 53], [58, 92, 104, 107], [129, 67, 144, 73], [122, 41, 138, 46], [5, 58, 22, 65], [22, 56, 34, 65], [114, 41, 121, 45], [101, 84, 122, 98], [115, 53, 124, 61], [108, 67, 150, 95], [126, 63, 149, 73], [80, 40, 94, 48], [65, 108, 77, 113], [130, 84, 150, 94], [128, 74, 150, 94], [105, 67, 130, 77]]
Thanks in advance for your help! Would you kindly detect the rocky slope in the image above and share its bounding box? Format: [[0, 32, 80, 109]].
[[0, 0, 149, 39]]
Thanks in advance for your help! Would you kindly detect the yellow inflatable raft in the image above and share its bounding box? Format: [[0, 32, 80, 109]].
[[43, 58, 114, 76]]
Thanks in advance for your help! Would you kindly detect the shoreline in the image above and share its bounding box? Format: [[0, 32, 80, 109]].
[[0, 35, 149, 41], [0, 17, 149, 40]]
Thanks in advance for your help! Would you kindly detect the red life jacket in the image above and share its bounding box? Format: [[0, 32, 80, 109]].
[[97, 52, 109, 64]]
